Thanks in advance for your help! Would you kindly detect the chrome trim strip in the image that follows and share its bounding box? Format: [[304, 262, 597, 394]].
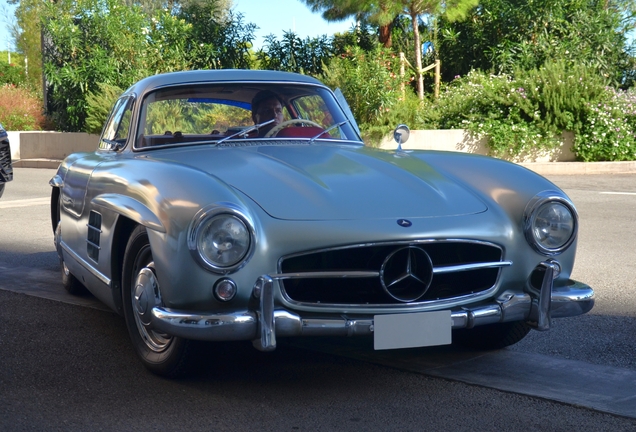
[[433, 261, 512, 274], [278, 286, 500, 310], [60, 241, 111, 287], [85, 239, 101, 250], [270, 271, 379, 279], [86, 224, 103, 234], [278, 238, 504, 268]]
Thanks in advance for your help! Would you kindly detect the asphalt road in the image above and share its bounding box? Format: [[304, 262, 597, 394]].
[[1, 168, 636, 431]]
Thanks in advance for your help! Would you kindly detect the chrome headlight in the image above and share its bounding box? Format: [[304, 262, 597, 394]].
[[524, 191, 577, 255], [188, 204, 254, 273]]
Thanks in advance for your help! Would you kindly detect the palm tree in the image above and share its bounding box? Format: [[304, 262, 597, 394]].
[[301, 0, 478, 99]]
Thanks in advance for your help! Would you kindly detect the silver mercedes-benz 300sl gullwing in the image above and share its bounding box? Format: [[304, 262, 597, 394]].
[[50, 70, 594, 377]]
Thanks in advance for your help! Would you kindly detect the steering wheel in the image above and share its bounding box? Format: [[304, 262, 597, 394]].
[[264, 119, 323, 138]]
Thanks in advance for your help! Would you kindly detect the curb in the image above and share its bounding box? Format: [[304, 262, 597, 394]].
[[519, 161, 636, 176], [13, 159, 63, 169], [13, 159, 636, 176]]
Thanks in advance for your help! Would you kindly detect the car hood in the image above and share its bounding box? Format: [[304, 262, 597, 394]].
[[151, 144, 488, 221]]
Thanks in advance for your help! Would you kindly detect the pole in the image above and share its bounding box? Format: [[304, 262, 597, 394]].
[[399, 52, 405, 98], [434, 59, 440, 99]]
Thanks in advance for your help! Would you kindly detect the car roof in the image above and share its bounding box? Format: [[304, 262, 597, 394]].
[[124, 69, 325, 97]]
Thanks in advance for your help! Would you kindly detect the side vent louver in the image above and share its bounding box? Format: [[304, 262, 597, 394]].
[[87, 211, 102, 262]]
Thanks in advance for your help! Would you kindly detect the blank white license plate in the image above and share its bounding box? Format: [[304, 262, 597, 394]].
[[374, 311, 452, 350]]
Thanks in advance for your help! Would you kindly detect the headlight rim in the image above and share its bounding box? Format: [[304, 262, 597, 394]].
[[188, 203, 256, 274], [523, 191, 578, 256]]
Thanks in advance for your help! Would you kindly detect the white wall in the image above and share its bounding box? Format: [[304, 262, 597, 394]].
[[9, 130, 577, 163], [13, 131, 100, 161], [379, 129, 576, 163]]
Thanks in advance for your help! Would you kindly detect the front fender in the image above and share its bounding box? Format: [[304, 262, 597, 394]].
[[92, 193, 166, 233]]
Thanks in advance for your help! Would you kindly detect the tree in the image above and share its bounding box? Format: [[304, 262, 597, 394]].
[[437, 0, 635, 86], [8, 0, 44, 91], [39, 0, 250, 131], [301, 0, 397, 47], [257, 31, 333, 75], [300, 0, 478, 99]]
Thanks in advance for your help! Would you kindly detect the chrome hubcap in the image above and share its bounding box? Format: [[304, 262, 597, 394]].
[[132, 262, 171, 352]]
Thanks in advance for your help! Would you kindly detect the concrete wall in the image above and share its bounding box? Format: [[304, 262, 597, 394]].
[[9, 131, 100, 161], [379, 129, 577, 163], [9, 129, 577, 163]]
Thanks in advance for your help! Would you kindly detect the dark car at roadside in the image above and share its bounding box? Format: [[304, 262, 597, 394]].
[[0, 123, 13, 198]]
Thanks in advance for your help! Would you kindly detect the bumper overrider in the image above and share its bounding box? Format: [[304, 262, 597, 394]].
[[149, 261, 594, 351]]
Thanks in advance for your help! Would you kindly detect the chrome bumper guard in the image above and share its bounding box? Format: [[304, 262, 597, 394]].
[[150, 261, 594, 351]]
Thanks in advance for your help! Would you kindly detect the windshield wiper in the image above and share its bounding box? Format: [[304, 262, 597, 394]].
[[216, 119, 276, 145], [308, 120, 349, 144]]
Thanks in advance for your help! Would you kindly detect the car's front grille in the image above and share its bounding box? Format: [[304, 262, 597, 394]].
[[0, 137, 13, 183], [278, 241, 507, 307]]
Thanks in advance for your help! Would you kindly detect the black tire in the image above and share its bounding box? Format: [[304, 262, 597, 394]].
[[60, 256, 87, 295], [121, 225, 197, 378], [452, 321, 531, 350], [54, 191, 87, 296]]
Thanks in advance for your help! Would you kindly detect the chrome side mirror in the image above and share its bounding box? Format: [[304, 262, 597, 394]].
[[393, 124, 410, 149]]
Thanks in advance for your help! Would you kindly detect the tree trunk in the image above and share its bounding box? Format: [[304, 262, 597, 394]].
[[379, 24, 392, 48], [410, 9, 424, 100]]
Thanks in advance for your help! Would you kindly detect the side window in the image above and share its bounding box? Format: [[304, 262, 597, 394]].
[[100, 96, 133, 150]]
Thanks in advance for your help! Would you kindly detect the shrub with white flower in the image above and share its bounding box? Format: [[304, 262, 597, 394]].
[[574, 88, 636, 161]]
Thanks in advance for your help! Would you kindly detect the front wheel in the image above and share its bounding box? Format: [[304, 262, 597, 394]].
[[452, 321, 531, 350], [122, 225, 197, 377], [60, 256, 86, 295], [54, 199, 86, 296]]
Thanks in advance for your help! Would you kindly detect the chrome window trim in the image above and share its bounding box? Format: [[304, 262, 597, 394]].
[[132, 80, 363, 152], [99, 94, 136, 152], [523, 190, 578, 256], [132, 138, 364, 153]]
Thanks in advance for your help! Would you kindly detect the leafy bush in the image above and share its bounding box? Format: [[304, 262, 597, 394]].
[[0, 62, 27, 87], [0, 84, 51, 130], [42, 0, 257, 132], [415, 62, 612, 159], [574, 89, 636, 161], [85, 83, 125, 134], [321, 46, 410, 142], [438, 0, 632, 86]]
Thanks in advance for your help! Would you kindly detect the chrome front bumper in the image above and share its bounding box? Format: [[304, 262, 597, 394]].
[[149, 261, 594, 351]]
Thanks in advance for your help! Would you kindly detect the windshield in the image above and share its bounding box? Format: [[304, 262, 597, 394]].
[[135, 83, 361, 149]]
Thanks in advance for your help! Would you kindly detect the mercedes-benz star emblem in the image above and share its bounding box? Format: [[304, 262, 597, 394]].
[[397, 219, 412, 227], [380, 246, 433, 302]]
